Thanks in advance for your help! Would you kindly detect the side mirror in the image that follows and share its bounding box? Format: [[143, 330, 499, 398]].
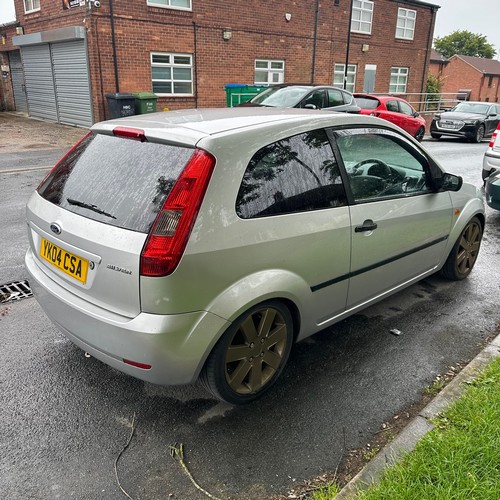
[[304, 104, 317, 110], [488, 112, 497, 118], [413, 111, 420, 118], [438, 173, 463, 192]]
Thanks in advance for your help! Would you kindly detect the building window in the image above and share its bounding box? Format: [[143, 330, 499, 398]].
[[334, 64, 357, 92], [351, 0, 374, 34], [488, 76, 494, 88], [147, 0, 192, 10], [24, 0, 40, 13], [396, 8, 416, 40], [151, 53, 193, 96], [389, 67, 408, 93], [255, 60, 285, 85]]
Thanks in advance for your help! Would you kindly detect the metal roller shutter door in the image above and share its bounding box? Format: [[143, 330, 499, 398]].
[[51, 40, 92, 128], [22, 45, 58, 122], [9, 51, 28, 113]]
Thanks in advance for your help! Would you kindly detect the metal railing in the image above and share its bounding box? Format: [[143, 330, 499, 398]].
[[374, 92, 465, 114]]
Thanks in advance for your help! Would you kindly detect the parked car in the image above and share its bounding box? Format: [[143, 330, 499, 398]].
[[354, 94, 427, 142], [26, 108, 484, 405], [482, 122, 500, 181], [430, 101, 500, 143], [484, 170, 500, 210], [239, 84, 360, 113]]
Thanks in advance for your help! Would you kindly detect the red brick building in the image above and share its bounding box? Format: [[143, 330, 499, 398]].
[[431, 54, 500, 103], [1, 0, 439, 126]]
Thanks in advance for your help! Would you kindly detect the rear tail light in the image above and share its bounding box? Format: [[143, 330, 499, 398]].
[[140, 149, 216, 277], [489, 128, 499, 148]]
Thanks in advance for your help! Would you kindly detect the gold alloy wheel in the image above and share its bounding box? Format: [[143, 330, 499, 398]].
[[456, 220, 481, 274], [224, 307, 288, 394]]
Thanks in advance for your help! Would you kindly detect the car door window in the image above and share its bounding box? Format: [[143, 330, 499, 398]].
[[333, 128, 431, 203], [327, 89, 345, 107], [399, 101, 414, 116], [301, 90, 325, 109], [386, 100, 399, 112], [236, 128, 347, 218]]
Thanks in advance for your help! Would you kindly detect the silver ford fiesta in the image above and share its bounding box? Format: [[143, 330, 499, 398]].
[[25, 108, 484, 404]]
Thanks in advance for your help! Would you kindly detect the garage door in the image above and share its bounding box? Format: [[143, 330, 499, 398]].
[[51, 40, 92, 127], [22, 44, 58, 122], [21, 40, 92, 127], [9, 51, 28, 113]]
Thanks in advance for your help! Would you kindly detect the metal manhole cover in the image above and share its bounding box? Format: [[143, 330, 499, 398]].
[[0, 280, 33, 304]]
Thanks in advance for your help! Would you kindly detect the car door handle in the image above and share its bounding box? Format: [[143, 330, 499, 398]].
[[355, 219, 378, 232]]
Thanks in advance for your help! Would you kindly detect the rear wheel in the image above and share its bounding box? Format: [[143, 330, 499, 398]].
[[414, 126, 425, 142], [441, 217, 482, 280], [431, 133, 441, 140], [200, 301, 294, 404]]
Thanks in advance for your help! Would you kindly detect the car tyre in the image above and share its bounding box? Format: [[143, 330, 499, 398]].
[[199, 301, 294, 404], [472, 124, 485, 143], [414, 126, 425, 142], [441, 216, 483, 281], [431, 133, 441, 140]]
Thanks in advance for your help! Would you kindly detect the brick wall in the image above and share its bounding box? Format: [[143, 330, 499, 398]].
[[7, 0, 438, 123]]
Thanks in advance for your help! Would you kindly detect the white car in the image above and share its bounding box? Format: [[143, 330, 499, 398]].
[[25, 108, 484, 404]]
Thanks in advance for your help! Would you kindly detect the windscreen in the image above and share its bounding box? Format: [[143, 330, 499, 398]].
[[355, 97, 380, 109], [38, 133, 193, 233]]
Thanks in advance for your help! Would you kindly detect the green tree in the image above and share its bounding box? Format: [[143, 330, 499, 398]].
[[425, 73, 443, 111], [434, 30, 496, 59]]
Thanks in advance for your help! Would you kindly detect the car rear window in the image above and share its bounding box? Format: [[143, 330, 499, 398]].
[[38, 133, 193, 233], [355, 97, 380, 109]]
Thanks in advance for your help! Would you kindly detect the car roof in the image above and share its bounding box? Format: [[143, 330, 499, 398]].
[[91, 107, 376, 146], [355, 93, 408, 103]]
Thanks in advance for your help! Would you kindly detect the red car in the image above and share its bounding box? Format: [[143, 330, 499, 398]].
[[354, 94, 426, 142]]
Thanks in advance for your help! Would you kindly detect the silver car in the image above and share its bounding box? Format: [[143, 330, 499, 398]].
[[26, 108, 485, 404], [482, 122, 500, 181]]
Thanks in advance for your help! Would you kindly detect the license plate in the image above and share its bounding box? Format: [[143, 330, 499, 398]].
[[441, 121, 459, 129], [40, 237, 89, 284]]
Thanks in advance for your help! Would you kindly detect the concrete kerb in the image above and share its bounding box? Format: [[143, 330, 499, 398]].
[[334, 331, 500, 499]]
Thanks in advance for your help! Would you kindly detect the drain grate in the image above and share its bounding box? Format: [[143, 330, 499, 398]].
[[0, 280, 33, 304]]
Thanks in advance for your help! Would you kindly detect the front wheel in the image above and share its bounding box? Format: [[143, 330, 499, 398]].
[[441, 217, 483, 280], [414, 126, 425, 142], [472, 124, 485, 143], [199, 301, 294, 404]]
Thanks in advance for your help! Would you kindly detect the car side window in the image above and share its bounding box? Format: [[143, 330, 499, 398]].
[[301, 90, 325, 109], [399, 101, 414, 116], [236, 129, 347, 218], [333, 128, 431, 203], [386, 100, 399, 112], [328, 89, 345, 107]]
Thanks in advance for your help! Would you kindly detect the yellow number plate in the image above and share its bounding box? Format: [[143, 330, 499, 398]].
[[40, 238, 89, 284]]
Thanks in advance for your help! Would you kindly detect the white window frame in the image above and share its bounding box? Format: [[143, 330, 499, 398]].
[[147, 0, 192, 11], [396, 8, 416, 40], [24, 0, 40, 14], [334, 63, 357, 92], [389, 67, 409, 93], [351, 0, 374, 34], [254, 59, 285, 85], [151, 52, 193, 97]]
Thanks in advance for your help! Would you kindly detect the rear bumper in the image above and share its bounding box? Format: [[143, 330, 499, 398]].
[[482, 151, 500, 180], [25, 248, 229, 385]]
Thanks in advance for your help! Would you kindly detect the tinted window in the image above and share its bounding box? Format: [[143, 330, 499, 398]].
[[301, 90, 325, 109], [334, 128, 431, 202], [38, 133, 193, 232], [236, 129, 347, 218]]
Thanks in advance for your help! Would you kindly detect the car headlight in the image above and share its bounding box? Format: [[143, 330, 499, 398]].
[[463, 120, 478, 125]]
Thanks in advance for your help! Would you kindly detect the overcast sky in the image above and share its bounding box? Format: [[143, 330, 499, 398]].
[[0, 0, 498, 58]]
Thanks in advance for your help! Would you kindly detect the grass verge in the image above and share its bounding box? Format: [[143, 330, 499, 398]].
[[356, 356, 500, 500], [308, 356, 500, 500]]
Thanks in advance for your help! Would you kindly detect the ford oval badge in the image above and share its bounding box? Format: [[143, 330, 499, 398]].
[[50, 223, 62, 235]]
